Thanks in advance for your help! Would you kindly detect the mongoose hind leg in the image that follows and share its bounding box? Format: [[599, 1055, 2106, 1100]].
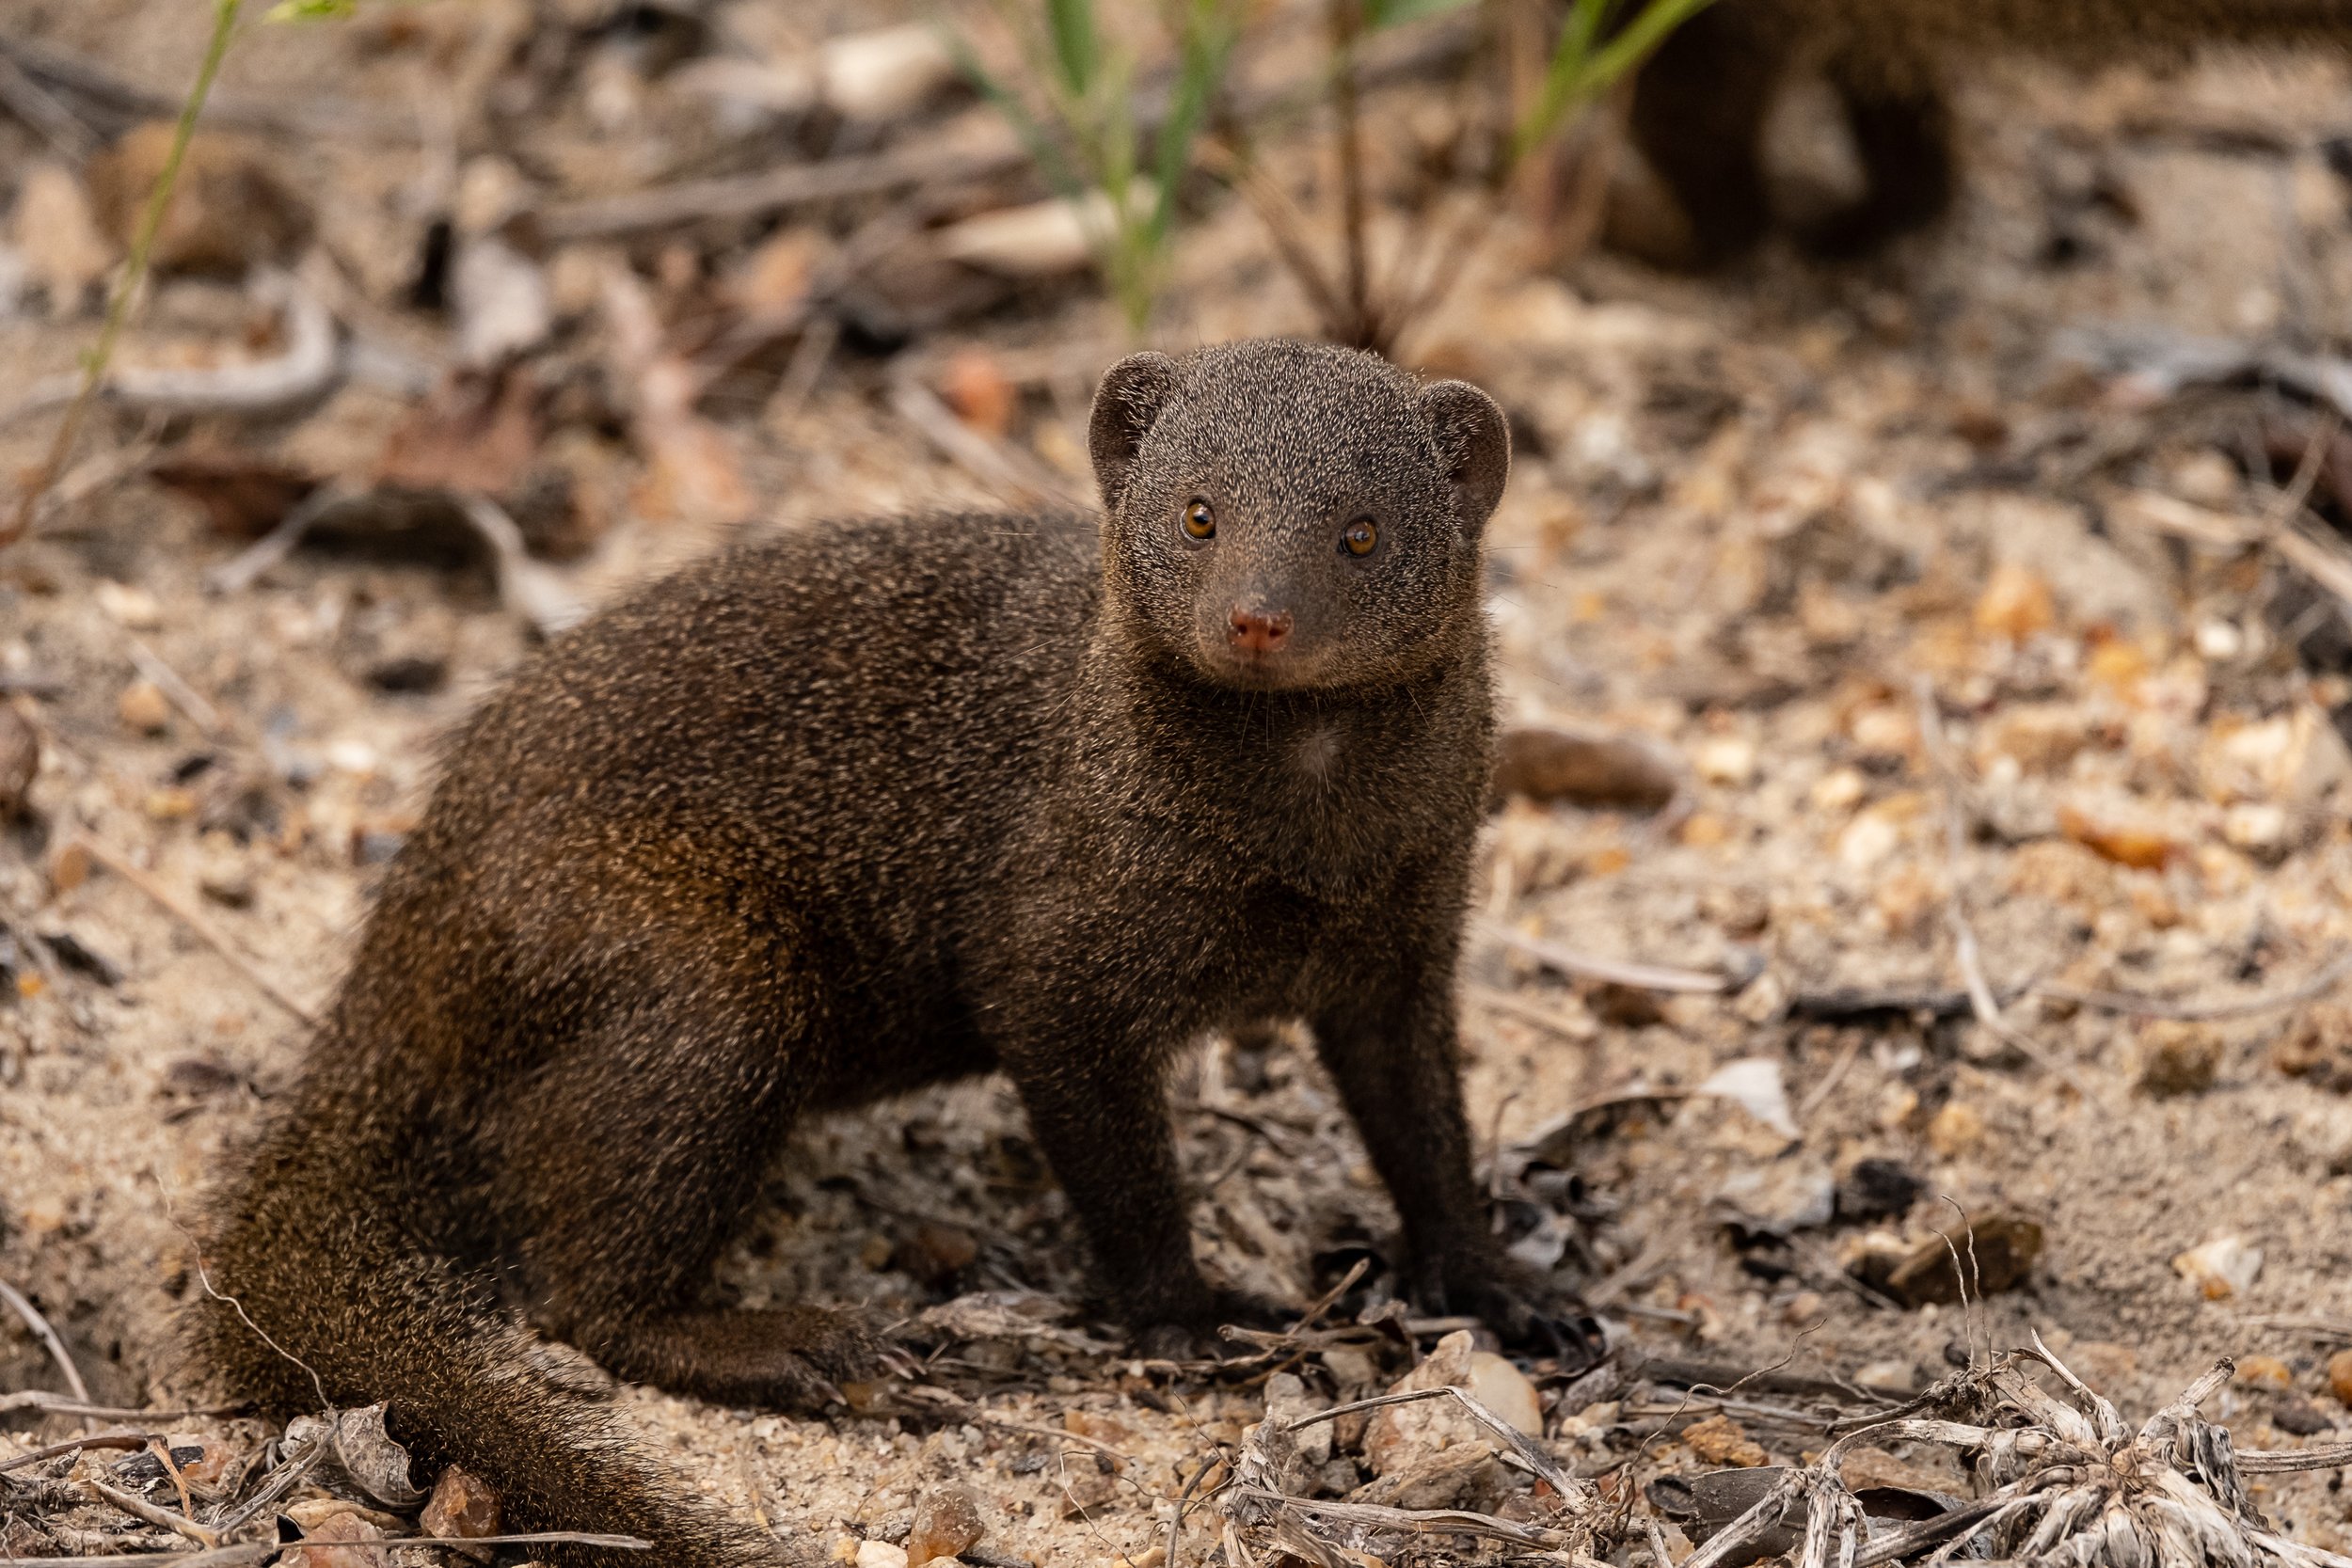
[[1621, 4, 1789, 268], [1794, 49, 1956, 259], [477, 958, 888, 1412]]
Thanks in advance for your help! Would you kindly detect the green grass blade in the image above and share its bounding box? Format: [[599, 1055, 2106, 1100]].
[[1046, 0, 1098, 97]]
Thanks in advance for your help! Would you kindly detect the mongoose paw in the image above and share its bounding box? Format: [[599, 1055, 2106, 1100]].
[[1414, 1257, 1607, 1370], [1127, 1289, 1292, 1361]]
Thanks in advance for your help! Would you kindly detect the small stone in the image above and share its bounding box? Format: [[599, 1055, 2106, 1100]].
[[1466, 1351, 1544, 1437], [2328, 1348, 2352, 1405], [2223, 802, 2289, 855], [119, 678, 171, 734], [1811, 768, 1866, 812], [1680, 1413, 1767, 1467], [94, 579, 164, 629], [1854, 1359, 1921, 1395], [1974, 563, 2054, 641], [13, 161, 115, 311], [2275, 1395, 2333, 1435], [1925, 1101, 1984, 1158], [2274, 1004, 2352, 1092], [145, 785, 198, 821], [2058, 803, 2177, 870], [938, 349, 1017, 437], [1835, 1159, 1924, 1224], [1692, 736, 1756, 788], [420, 1465, 500, 1560], [1364, 1330, 1485, 1476], [2172, 1235, 2263, 1301], [854, 1542, 911, 1568], [199, 850, 256, 911], [47, 840, 87, 894], [287, 1509, 388, 1568], [87, 123, 312, 274], [1876, 1212, 2043, 1307], [1838, 1444, 1955, 1494], [1057, 1466, 1117, 1518], [893, 1223, 979, 1289], [2236, 1355, 2294, 1390], [1711, 1160, 1836, 1240], [2137, 1022, 2222, 1098], [906, 1484, 983, 1568], [0, 705, 37, 818]]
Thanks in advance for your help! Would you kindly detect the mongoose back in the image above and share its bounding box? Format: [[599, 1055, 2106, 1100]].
[[1623, 0, 2352, 267], [195, 340, 1551, 1566]]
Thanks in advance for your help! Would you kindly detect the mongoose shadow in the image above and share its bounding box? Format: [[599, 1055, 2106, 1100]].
[[193, 340, 1583, 1566], [1622, 0, 2352, 268]]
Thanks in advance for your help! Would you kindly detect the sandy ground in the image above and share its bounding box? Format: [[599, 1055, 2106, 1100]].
[[8, 3, 2352, 1563]]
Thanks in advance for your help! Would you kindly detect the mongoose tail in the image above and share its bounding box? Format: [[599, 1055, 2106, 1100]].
[[192, 1100, 763, 1568]]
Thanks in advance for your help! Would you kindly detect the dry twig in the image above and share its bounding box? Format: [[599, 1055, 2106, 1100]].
[[68, 833, 317, 1025], [0, 1278, 92, 1406]]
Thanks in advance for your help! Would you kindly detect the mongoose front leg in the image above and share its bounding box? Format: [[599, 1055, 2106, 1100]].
[[1005, 1049, 1243, 1353], [1313, 975, 1574, 1345]]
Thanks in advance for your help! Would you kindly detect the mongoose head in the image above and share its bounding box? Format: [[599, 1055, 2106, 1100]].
[[1088, 340, 1509, 692]]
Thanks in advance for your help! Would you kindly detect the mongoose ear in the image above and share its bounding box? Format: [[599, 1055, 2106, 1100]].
[[1089, 351, 1182, 511], [1416, 380, 1511, 537]]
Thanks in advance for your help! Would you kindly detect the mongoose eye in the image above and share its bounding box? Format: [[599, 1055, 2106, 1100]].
[[1183, 499, 1216, 540], [1342, 516, 1377, 556]]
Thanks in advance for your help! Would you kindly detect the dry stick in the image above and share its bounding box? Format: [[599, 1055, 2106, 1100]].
[[1482, 922, 1751, 993], [4, 0, 243, 547], [0, 1392, 243, 1421], [2037, 948, 2352, 1021], [47, 1533, 652, 1568], [151, 1433, 199, 1528], [1911, 679, 2096, 1101], [85, 1474, 219, 1548], [70, 833, 317, 1025], [1328, 0, 1372, 346], [125, 636, 229, 739], [0, 1431, 154, 1472], [0, 48, 99, 161], [0, 1278, 92, 1406]]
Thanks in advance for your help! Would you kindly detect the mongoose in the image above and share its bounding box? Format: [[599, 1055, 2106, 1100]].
[[1623, 0, 2352, 267], [194, 340, 1552, 1566]]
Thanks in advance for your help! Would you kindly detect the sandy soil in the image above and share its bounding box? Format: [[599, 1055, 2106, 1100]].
[[8, 3, 2352, 1563]]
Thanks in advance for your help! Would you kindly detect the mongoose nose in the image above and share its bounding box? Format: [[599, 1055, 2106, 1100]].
[[1228, 607, 1294, 655]]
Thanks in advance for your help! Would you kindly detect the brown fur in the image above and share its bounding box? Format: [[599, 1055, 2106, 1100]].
[[1623, 0, 2352, 266], [192, 341, 1560, 1567]]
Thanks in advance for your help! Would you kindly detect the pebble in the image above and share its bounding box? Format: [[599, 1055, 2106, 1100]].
[[1057, 1466, 1117, 1518], [284, 1510, 387, 1568], [2329, 1348, 2352, 1406], [421, 1465, 501, 1560], [0, 705, 36, 818], [1925, 1101, 1984, 1158], [905, 1484, 982, 1568], [12, 161, 115, 311], [2172, 1235, 2263, 1300], [94, 579, 164, 629], [2235, 1354, 2293, 1390], [87, 123, 311, 273], [1973, 563, 2055, 641], [1680, 1413, 1767, 1467], [1861, 1212, 2043, 1307], [1692, 736, 1756, 788], [853, 1542, 910, 1568], [892, 1223, 978, 1288], [1363, 1330, 1510, 1476], [119, 678, 171, 735], [2137, 1022, 2221, 1098]]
